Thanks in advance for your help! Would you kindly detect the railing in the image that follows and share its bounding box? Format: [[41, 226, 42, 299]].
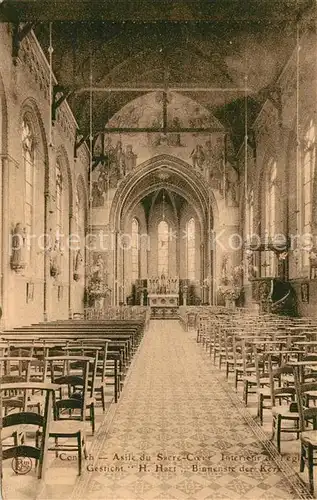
[[251, 277, 296, 316], [271, 289, 291, 312], [178, 305, 235, 331], [84, 306, 150, 323]]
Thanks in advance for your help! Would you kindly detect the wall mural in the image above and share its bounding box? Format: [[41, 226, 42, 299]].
[[92, 138, 138, 208], [190, 138, 224, 188], [92, 92, 239, 207]]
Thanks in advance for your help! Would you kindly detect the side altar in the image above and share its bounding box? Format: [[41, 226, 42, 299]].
[[147, 275, 179, 319]]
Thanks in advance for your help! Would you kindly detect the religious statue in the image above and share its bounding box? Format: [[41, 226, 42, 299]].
[[203, 139, 213, 181], [50, 239, 62, 277], [246, 250, 257, 280], [125, 144, 137, 173], [220, 253, 230, 285], [160, 273, 167, 294], [225, 168, 239, 206], [115, 140, 125, 178], [190, 145, 205, 172], [309, 249, 317, 279], [205, 138, 224, 191], [93, 254, 105, 281], [73, 249, 84, 281], [86, 253, 109, 306], [10, 223, 27, 272], [92, 181, 104, 208]]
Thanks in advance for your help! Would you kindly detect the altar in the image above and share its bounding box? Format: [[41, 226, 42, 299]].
[[147, 275, 179, 319]]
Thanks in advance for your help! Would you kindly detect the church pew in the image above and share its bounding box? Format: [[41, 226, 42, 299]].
[[3, 332, 135, 365], [4, 324, 142, 346], [1, 338, 124, 403], [2, 320, 145, 402], [2, 333, 131, 379], [12, 325, 143, 349]]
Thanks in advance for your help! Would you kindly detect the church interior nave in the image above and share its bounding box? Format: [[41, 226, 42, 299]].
[[1, 1, 317, 498]]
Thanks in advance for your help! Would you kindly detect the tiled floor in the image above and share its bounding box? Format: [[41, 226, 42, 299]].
[[1, 320, 314, 499]]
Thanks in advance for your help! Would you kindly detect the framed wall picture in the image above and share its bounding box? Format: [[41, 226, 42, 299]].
[[301, 282, 309, 303]]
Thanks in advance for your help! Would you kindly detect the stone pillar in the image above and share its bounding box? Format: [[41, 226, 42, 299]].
[[183, 285, 188, 306], [68, 212, 74, 319], [1, 155, 10, 328], [114, 231, 118, 305], [45, 140, 56, 321]]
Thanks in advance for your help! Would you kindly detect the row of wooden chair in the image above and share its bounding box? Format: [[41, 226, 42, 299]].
[[195, 309, 317, 493], [0, 316, 146, 480]]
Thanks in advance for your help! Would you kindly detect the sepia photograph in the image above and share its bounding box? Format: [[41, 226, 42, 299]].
[[1, 0, 317, 498]]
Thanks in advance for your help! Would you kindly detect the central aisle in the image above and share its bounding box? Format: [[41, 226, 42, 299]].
[[73, 320, 309, 500]]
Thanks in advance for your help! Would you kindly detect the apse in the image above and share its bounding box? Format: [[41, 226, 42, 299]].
[[117, 162, 211, 307]]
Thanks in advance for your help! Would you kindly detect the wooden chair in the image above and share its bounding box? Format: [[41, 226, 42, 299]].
[[1, 382, 60, 479], [63, 345, 100, 431], [252, 347, 272, 424], [45, 356, 90, 475], [219, 328, 234, 372], [234, 339, 255, 393], [69, 340, 110, 412], [225, 335, 243, 380], [268, 354, 299, 453], [0, 357, 44, 414], [293, 364, 317, 494]]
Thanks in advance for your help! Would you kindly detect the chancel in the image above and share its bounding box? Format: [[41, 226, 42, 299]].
[[147, 273, 180, 318], [2, 1, 317, 498]]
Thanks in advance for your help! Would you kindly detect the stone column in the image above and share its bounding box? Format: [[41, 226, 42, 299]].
[[45, 139, 56, 321], [1, 155, 10, 327], [68, 212, 74, 319]]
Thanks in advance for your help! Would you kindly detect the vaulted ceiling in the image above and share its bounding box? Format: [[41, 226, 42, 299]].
[[0, 0, 315, 151]]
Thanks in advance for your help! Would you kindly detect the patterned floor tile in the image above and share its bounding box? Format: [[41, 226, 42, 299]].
[[71, 320, 313, 499], [2, 320, 314, 499]]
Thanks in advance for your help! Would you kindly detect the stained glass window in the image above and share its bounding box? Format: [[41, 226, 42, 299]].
[[158, 220, 169, 276], [186, 218, 195, 280], [131, 218, 140, 281]]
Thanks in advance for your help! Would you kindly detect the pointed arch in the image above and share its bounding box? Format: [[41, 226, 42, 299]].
[[109, 154, 218, 233], [20, 97, 49, 171]]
